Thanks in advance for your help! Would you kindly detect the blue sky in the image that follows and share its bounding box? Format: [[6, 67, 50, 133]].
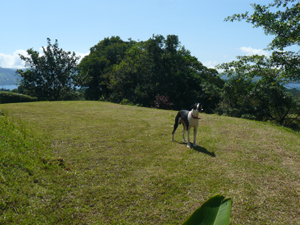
[[1, 0, 274, 69]]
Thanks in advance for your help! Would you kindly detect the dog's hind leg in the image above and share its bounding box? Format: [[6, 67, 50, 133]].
[[172, 126, 177, 142], [172, 115, 180, 142], [182, 126, 187, 142]]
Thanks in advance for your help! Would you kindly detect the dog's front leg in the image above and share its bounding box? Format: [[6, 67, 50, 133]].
[[187, 128, 192, 148], [193, 127, 197, 147]]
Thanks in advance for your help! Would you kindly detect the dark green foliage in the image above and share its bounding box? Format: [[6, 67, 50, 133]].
[[271, 51, 300, 81], [79, 36, 133, 100], [217, 55, 300, 127], [16, 38, 83, 101], [0, 92, 37, 104], [79, 35, 224, 111], [217, 76, 254, 118], [109, 35, 224, 110], [217, 76, 300, 125], [119, 98, 135, 106]]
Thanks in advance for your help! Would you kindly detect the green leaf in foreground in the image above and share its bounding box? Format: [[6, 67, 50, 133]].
[[182, 194, 232, 225]]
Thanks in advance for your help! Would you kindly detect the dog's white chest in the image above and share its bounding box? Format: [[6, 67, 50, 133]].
[[188, 112, 199, 128]]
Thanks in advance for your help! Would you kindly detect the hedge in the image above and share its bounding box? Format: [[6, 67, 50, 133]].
[[0, 92, 37, 104]]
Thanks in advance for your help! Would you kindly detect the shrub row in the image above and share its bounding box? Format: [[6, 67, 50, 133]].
[[0, 91, 37, 104]]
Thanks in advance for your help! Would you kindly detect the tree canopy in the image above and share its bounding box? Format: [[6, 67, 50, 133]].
[[79, 35, 224, 111], [16, 38, 82, 100], [217, 55, 300, 126], [217, 0, 300, 127], [225, 0, 300, 81]]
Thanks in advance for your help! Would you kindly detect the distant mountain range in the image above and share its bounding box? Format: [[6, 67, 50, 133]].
[[0, 67, 19, 85]]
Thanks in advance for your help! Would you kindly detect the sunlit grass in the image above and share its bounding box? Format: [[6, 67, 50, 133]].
[[1, 101, 300, 224]]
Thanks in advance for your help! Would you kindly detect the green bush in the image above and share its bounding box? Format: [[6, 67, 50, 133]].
[[57, 88, 83, 101], [119, 98, 134, 106], [0, 92, 37, 104]]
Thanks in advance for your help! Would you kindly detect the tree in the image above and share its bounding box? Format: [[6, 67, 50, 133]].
[[225, 0, 300, 81], [108, 35, 224, 110], [216, 0, 300, 127], [16, 38, 82, 100], [108, 42, 153, 105], [217, 55, 300, 126], [78, 36, 133, 100], [79, 35, 224, 110], [226, 0, 300, 50]]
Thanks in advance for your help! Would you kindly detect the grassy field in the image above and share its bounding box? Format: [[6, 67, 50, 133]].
[[1, 101, 300, 224]]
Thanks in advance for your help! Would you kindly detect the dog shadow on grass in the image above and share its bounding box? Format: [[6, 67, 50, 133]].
[[193, 145, 216, 157], [177, 142, 216, 157]]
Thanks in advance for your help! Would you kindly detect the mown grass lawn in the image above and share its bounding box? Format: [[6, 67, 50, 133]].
[[1, 101, 300, 224]]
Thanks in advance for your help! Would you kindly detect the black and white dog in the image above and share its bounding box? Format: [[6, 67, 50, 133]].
[[172, 103, 203, 148]]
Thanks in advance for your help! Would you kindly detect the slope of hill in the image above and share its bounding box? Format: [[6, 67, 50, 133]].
[[0, 67, 18, 85], [0, 101, 300, 224]]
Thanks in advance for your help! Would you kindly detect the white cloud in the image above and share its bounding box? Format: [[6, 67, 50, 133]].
[[203, 60, 218, 69], [239, 47, 270, 56], [0, 50, 28, 69], [75, 52, 89, 61]]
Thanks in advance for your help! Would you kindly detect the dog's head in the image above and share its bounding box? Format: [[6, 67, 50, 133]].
[[191, 103, 203, 112]]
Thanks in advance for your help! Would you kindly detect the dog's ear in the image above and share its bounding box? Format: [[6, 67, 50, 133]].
[[199, 103, 204, 111], [190, 104, 196, 110]]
